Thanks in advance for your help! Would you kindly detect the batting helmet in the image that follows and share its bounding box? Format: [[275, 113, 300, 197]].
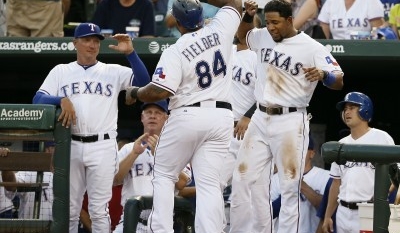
[[336, 92, 373, 122], [172, 0, 204, 30], [377, 27, 398, 40]]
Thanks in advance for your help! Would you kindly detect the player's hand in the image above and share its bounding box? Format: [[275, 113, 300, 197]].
[[147, 134, 159, 155], [109, 34, 134, 55], [303, 67, 323, 82], [132, 133, 149, 155], [0, 147, 10, 157], [244, 1, 258, 16], [234, 116, 250, 140], [125, 87, 138, 105], [322, 218, 334, 233], [58, 97, 77, 128]]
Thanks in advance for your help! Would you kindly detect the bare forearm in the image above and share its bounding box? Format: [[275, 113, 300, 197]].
[[301, 181, 323, 208], [113, 153, 138, 185], [137, 84, 172, 102], [324, 179, 340, 219]]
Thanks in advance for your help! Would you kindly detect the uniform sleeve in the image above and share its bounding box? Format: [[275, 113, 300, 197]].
[[367, 0, 385, 20], [36, 66, 62, 97], [329, 162, 341, 179], [317, 0, 331, 24], [151, 47, 182, 95], [126, 51, 150, 87], [313, 46, 343, 73]]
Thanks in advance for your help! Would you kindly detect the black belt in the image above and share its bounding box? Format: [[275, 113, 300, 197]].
[[340, 200, 359, 210], [138, 217, 148, 226], [187, 101, 232, 110], [258, 104, 299, 115], [71, 134, 110, 143]]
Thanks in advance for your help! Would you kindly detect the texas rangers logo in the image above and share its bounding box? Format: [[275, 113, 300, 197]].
[[88, 23, 96, 31], [325, 56, 339, 66], [154, 67, 166, 79]]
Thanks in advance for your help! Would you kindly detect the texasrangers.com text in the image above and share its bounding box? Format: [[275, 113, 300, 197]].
[[0, 41, 73, 53]]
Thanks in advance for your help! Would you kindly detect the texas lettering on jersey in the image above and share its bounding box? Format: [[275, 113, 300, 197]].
[[260, 48, 303, 76], [232, 65, 254, 86], [59, 81, 114, 97]]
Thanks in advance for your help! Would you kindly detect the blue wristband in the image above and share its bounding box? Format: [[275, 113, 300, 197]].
[[322, 72, 336, 86]]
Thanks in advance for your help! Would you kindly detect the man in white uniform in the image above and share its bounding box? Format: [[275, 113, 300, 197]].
[[125, 0, 242, 231], [322, 92, 395, 233], [32, 22, 150, 233], [318, 0, 384, 39], [113, 100, 192, 233], [230, 0, 344, 232]]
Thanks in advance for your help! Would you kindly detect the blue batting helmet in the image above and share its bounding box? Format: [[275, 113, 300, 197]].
[[172, 0, 204, 30], [336, 92, 373, 122], [377, 27, 398, 40]]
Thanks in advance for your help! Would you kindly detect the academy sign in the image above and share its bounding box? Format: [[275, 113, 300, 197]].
[[0, 108, 44, 121]]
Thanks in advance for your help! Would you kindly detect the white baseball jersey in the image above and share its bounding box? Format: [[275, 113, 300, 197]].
[[114, 143, 192, 233], [151, 6, 241, 110], [0, 176, 14, 214], [247, 29, 342, 107], [330, 128, 395, 202], [318, 0, 384, 39], [231, 45, 257, 121], [5, 172, 53, 220], [37, 62, 133, 135]]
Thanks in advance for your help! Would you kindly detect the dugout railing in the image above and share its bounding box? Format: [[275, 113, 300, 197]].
[[322, 141, 400, 233], [0, 104, 70, 233]]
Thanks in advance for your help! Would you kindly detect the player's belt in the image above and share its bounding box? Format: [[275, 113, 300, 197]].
[[339, 200, 359, 210], [187, 101, 232, 110], [258, 104, 299, 115], [71, 133, 110, 143]]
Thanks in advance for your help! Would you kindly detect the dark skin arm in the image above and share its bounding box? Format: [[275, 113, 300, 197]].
[[237, 1, 258, 45], [126, 83, 172, 104]]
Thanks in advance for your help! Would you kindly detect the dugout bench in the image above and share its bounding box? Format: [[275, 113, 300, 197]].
[[0, 104, 70, 233]]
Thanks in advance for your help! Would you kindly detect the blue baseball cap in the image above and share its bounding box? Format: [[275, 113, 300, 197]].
[[141, 100, 169, 113], [74, 23, 105, 40]]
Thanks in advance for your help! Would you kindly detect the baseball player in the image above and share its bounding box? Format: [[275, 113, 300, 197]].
[[229, 0, 344, 233], [125, 0, 242, 231], [113, 100, 192, 233], [322, 92, 395, 233], [0, 147, 14, 219], [32, 22, 150, 233], [318, 0, 384, 40]]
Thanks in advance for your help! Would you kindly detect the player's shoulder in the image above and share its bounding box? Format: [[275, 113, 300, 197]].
[[369, 128, 395, 144]]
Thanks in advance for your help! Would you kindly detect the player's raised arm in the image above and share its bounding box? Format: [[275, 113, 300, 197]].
[[109, 34, 150, 87], [237, 0, 258, 44]]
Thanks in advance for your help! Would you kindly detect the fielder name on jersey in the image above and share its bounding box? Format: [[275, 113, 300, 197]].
[[181, 33, 221, 62]]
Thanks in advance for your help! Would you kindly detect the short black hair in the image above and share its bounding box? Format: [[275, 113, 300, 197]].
[[264, 0, 293, 18]]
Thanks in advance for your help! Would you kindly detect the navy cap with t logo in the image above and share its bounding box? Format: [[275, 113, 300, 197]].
[[74, 23, 105, 40]]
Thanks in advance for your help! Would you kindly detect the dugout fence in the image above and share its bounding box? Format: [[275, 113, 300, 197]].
[[0, 104, 70, 233]]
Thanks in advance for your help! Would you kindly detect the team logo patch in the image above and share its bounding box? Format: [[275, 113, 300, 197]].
[[325, 56, 339, 66], [154, 67, 166, 79]]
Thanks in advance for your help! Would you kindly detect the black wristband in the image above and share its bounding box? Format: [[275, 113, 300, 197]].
[[244, 103, 257, 118], [242, 12, 254, 23], [198, 0, 207, 2], [130, 87, 140, 99]]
